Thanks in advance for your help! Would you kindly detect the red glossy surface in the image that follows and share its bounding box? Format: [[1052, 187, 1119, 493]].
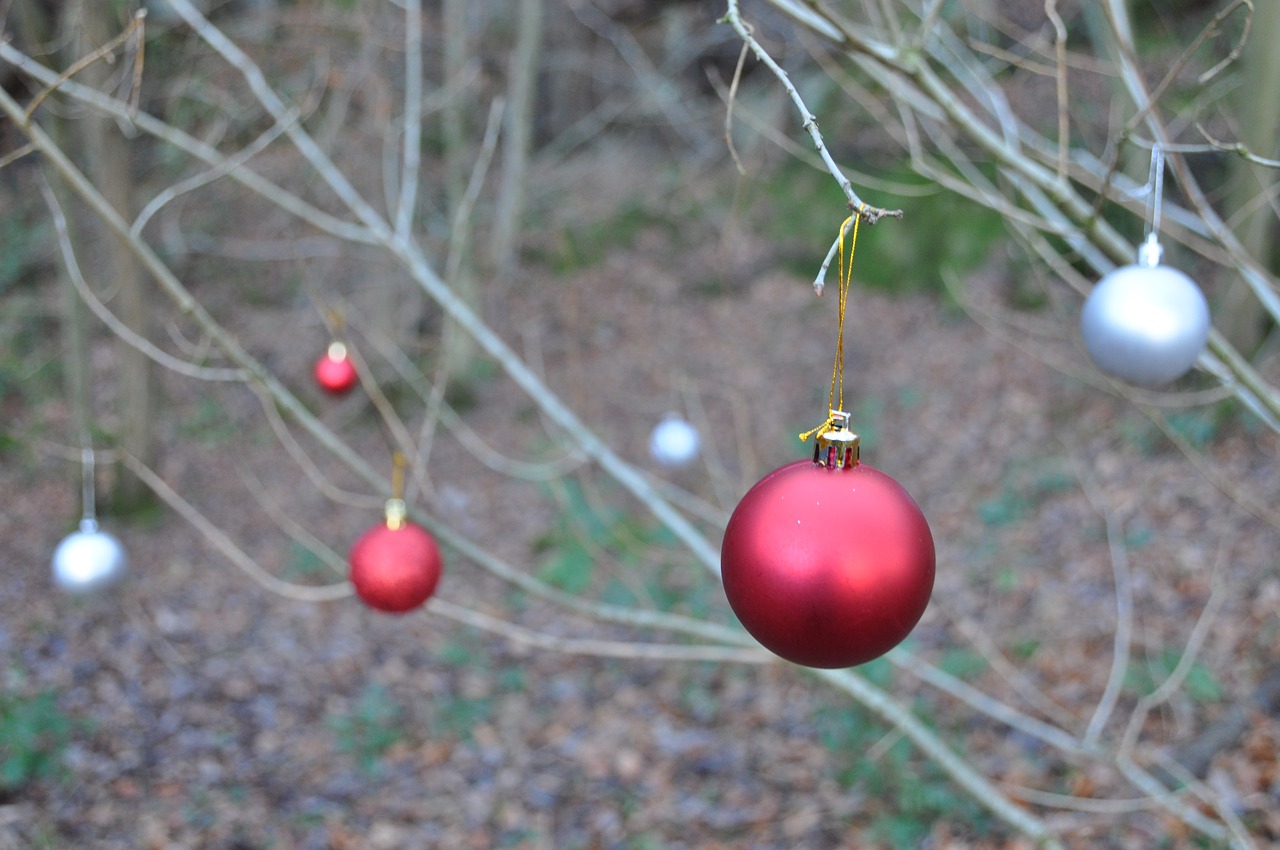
[[349, 522, 442, 613], [721, 460, 935, 668], [314, 352, 359, 395]]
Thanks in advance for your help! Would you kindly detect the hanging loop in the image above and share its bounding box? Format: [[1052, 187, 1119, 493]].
[[800, 209, 864, 454], [1145, 142, 1165, 242], [385, 452, 407, 530], [79, 446, 98, 529]]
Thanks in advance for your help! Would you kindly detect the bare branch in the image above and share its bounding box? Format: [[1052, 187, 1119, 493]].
[[24, 9, 146, 120], [394, 0, 423, 238], [0, 141, 35, 170], [1043, 0, 1070, 180], [131, 108, 295, 238], [722, 0, 903, 230], [1119, 562, 1229, 758], [428, 599, 774, 665], [888, 647, 1088, 757], [1076, 464, 1135, 748], [39, 176, 248, 383], [1197, 123, 1280, 169], [818, 667, 1067, 849], [723, 40, 751, 176], [120, 452, 353, 603], [0, 40, 378, 244]]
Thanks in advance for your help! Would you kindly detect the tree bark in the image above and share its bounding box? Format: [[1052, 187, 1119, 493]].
[[72, 0, 155, 509], [12, 0, 95, 488], [440, 0, 479, 383], [491, 0, 545, 280], [1219, 0, 1280, 356]]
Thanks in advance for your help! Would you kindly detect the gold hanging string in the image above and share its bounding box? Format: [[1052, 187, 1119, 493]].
[[799, 209, 863, 443]]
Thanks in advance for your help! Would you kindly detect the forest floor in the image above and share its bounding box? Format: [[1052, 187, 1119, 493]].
[[3, 68, 1280, 850]]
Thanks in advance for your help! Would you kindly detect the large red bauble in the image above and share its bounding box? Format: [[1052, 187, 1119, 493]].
[[349, 522, 442, 613], [314, 347, 359, 395], [721, 460, 935, 668]]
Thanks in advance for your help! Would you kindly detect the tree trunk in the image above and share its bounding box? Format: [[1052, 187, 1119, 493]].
[[72, 0, 155, 509], [12, 0, 96, 500], [1219, 0, 1280, 356], [440, 0, 479, 384], [491, 0, 545, 280]]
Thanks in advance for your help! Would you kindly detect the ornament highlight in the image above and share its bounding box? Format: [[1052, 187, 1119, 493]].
[[314, 341, 359, 395], [722, 420, 934, 668], [648, 414, 700, 468], [349, 499, 442, 613], [1080, 236, 1210, 388], [52, 518, 127, 594]]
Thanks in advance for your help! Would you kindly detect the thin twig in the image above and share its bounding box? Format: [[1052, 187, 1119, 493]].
[[24, 10, 146, 120], [705, 56, 927, 195], [445, 96, 505, 288], [948, 613, 1078, 728], [722, 0, 902, 227], [1151, 752, 1259, 850], [367, 329, 588, 482], [1197, 123, 1280, 169], [161, 0, 393, 241], [916, 0, 948, 46], [1076, 464, 1134, 748], [1115, 756, 1229, 843], [428, 599, 773, 665], [39, 176, 248, 383], [817, 667, 1066, 849], [888, 647, 1088, 756], [0, 41, 378, 244], [250, 385, 384, 511], [394, 0, 423, 238], [0, 141, 35, 170], [120, 452, 353, 602], [131, 109, 296, 238], [1000, 784, 1168, 814], [1139, 404, 1280, 528], [1196, 0, 1253, 84], [1119, 560, 1228, 758], [237, 465, 349, 578], [340, 339, 420, 478], [400, 337, 450, 506], [723, 40, 750, 176], [1044, 0, 1070, 180], [569, 0, 699, 146]]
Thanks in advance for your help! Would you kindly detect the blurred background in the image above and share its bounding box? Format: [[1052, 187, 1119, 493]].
[[1, 0, 1279, 847]]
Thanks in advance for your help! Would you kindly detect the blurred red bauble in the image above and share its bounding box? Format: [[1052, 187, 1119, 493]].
[[349, 521, 442, 613], [721, 459, 935, 668], [314, 342, 359, 395]]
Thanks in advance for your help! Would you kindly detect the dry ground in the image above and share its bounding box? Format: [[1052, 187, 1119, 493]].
[[3, 178, 1280, 847]]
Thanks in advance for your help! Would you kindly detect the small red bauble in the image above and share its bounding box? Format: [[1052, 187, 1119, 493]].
[[314, 342, 359, 395], [721, 459, 935, 668], [349, 521, 442, 613]]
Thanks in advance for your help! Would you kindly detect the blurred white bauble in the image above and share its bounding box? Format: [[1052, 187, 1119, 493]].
[[1080, 238, 1210, 388], [52, 519, 127, 594], [649, 415, 701, 468]]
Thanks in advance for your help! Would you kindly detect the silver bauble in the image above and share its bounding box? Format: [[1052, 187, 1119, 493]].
[[1080, 242, 1210, 388], [649, 415, 700, 468], [52, 519, 127, 594]]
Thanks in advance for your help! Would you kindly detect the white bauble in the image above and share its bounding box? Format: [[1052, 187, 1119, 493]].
[[52, 520, 127, 594], [649, 415, 700, 468], [1080, 243, 1209, 388]]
